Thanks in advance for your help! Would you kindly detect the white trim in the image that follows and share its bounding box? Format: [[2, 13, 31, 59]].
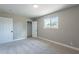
[[13, 37, 26, 42], [0, 38, 26, 45], [38, 36, 79, 51], [14, 38, 25, 41]]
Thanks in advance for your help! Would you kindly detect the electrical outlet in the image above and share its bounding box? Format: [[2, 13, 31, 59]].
[[70, 42, 73, 45], [62, 29, 63, 32]]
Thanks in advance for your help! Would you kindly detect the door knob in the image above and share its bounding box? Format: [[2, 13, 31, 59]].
[[11, 31, 13, 32]]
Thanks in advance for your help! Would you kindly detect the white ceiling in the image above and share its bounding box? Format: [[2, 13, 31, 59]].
[[0, 4, 77, 18]]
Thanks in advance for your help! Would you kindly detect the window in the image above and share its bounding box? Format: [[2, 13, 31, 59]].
[[44, 18, 50, 28], [44, 16, 58, 29], [50, 16, 58, 28]]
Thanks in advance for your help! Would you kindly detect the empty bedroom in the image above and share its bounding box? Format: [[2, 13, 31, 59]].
[[0, 4, 79, 54]]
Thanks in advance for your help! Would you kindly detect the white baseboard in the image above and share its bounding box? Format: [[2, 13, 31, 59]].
[[38, 36, 79, 51], [0, 38, 26, 44], [13, 38, 26, 42], [14, 38, 25, 40]]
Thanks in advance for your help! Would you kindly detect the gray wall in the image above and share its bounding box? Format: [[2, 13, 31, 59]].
[[0, 12, 27, 40], [37, 6, 79, 48]]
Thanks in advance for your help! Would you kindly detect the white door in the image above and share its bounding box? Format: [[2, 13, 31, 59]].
[[0, 17, 13, 44], [32, 21, 37, 37]]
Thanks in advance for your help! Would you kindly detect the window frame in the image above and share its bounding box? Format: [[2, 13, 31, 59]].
[[44, 16, 59, 29]]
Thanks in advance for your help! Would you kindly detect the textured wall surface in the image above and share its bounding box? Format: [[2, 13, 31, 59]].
[[0, 12, 27, 40], [37, 6, 79, 48]]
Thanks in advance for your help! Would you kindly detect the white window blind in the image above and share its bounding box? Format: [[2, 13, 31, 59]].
[[44, 16, 58, 29]]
